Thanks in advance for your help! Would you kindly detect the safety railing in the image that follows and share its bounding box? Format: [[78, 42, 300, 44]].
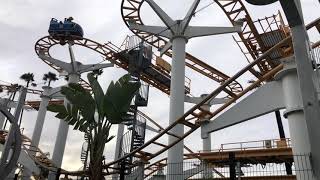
[[219, 138, 292, 152], [87, 154, 313, 180]]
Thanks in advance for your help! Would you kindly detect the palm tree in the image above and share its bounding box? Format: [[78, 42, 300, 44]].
[[92, 69, 103, 80], [48, 73, 140, 180], [43, 72, 59, 87], [20, 73, 35, 87]]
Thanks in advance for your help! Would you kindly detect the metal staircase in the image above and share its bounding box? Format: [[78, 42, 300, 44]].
[[80, 130, 90, 171], [116, 43, 150, 176]]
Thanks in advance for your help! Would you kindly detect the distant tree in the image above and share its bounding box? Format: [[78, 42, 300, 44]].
[[48, 73, 140, 180], [6, 84, 20, 95], [92, 69, 103, 80], [20, 73, 35, 87], [43, 72, 59, 87]]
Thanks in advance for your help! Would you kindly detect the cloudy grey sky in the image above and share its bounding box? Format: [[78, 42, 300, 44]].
[[0, 0, 319, 172]]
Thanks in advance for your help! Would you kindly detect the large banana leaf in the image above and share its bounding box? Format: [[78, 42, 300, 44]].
[[47, 103, 88, 131], [104, 74, 140, 124], [48, 74, 140, 130], [61, 83, 95, 121], [87, 73, 104, 117]]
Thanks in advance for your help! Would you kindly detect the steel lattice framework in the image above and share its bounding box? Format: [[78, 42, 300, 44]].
[[25, 1, 320, 176], [120, 0, 244, 98]]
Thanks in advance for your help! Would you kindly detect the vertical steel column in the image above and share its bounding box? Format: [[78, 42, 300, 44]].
[[291, 0, 320, 177], [128, 2, 241, 179], [276, 58, 314, 179], [30, 86, 51, 155], [167, 37, 187, 180], [0, 98, 8, 129], [112, 124, 125, 180], [201, 103, 213, 178], [275, 110, 286, 139], [49, 44, 80, 180], [48, 74, 79, 180], [275, 110, 292, 174], [0, 88, 26, 179], [0, 113, 5, 130], [229, 152, 236, 180], [53, 74, 78, 165]]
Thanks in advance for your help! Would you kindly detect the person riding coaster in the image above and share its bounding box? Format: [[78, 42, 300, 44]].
[[48, 17, 84, 45]]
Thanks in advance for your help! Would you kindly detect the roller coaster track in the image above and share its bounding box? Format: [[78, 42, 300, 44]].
[[101, 37, 292, 173], [120, 0, 243, 98], [31, 16, 320, 178], [0, 84, 43, 95], [214, 0, 280, 74], [107, 17, 320, 177], [35, 36, 192, 95], [0, 130, 57, 171]]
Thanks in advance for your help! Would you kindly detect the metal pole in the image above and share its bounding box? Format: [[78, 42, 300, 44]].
[[49, 44, 80, 180], [167, 37, 187, 180], [244, 0, 320, 177], [51, 74, 78, 166], [275, 110, 292, 175], [3, 91, 17, 130], [275, 110, 286, 139], [290, 0, 320, 177], [30, 86, 51, 156], [0, 112, 5, 130], [202, 135, 211, 153], [276, 58, 314, 179], [112, 124, 125, 180], [229, 152, 236, 180], [201, 103, 213, 179], [0, 88, 26, 179], [0, 98, 9, 129], [236, 162, 241, 180], [120, 162, 125, 180], [202, 134, 212, 178]]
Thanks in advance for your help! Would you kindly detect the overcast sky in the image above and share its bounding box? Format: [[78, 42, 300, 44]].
[[0, 0, 319, 173]]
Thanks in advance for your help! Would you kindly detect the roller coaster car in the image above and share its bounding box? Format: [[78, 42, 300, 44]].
[[48, 17, 84, 45]]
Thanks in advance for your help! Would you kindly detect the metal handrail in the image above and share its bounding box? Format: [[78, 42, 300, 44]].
[[198, 138, 291, 153]]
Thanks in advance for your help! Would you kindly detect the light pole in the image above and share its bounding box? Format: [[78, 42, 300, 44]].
[[129, 1, 242, 179]]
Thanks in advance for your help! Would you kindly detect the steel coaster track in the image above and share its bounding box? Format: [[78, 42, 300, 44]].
[[32, 38, 91, 91], [215, 1, 319, 73], [0, 84, 43, 95], [0, 130, 59, 177], [30, 17, 320, 176], [102, 36, 293, 173], [214, 0, 282, 74], [34, 36, 190, 95], [112, 16, 320, 176], [120, 0, 243, 98]]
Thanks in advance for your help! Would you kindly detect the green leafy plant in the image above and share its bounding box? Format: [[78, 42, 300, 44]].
[[48, 73, 140, 180]]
